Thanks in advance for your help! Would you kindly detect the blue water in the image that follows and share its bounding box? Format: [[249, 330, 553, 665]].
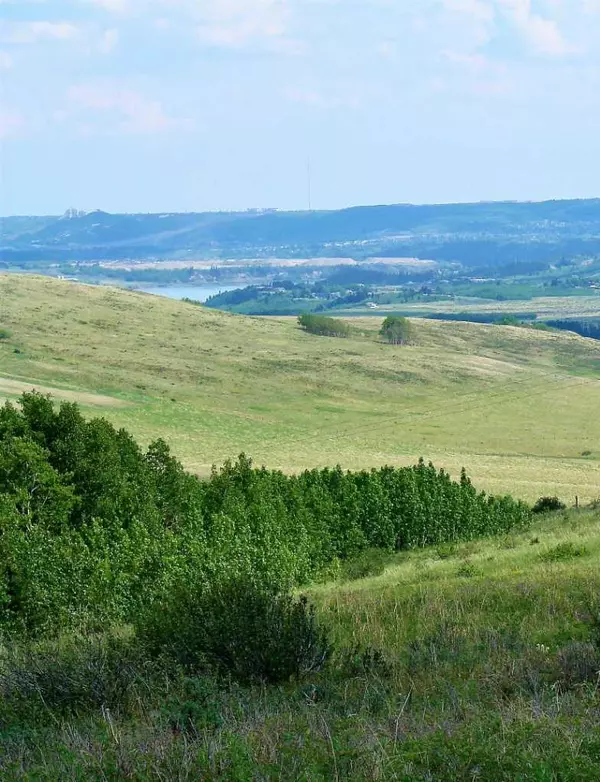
[[136, 284, 240, 302]]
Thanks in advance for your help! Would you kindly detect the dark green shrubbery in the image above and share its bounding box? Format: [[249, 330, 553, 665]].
[[0, 633, 145, 724], [379, 315, 413, 345], [298, 313, 350, 337], [338, 548, 392, 582], [137, 580, 332, 684], [532, 496, 567, 514], [540, 542, 587, 563], [0, 393, 531, 638]]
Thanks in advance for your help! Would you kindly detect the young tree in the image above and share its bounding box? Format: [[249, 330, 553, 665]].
[[379, 315, 413, 345]]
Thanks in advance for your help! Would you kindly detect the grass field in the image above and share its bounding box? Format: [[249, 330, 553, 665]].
[[3, 506, 600, 780], [1, 273, 600, 502], [341, 294, 600, 319]]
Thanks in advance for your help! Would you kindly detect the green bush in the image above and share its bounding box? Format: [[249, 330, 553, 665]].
[[532, 496, 566, 514], [540, 542, 586, 563], [338, 548, 391, 581], [0, 328, 12, 341], [0, 393, 532, 638], [379, 315, 413, 345], [137, 580, 333, 684], [297, 313, 350, 338]]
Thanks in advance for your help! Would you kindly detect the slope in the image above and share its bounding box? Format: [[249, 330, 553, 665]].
[[1, 273, 599, 501]]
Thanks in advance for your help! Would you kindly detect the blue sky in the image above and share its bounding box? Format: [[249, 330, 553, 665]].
[[1, 0, 599, 215]]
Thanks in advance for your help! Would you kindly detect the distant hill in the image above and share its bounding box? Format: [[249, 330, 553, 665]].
[[1, 198, 600, 268], [1, 273, 600, 501]]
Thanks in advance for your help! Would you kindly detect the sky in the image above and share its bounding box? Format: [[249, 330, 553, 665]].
[[0, 0, 599, 215]]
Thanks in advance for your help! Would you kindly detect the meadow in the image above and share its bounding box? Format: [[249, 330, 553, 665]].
[[2, 274, 600, 780], [1, 274, 600, 502], [2, 506, 600, 780]]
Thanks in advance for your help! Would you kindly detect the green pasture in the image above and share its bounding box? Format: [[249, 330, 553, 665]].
[[1, 274, 599, 502]]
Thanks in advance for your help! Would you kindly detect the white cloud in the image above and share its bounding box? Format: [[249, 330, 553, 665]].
[[496, 0, 572, 56], [0, 21, 80, 45], [582, 0, 600, 12], [66, 84, 192, 134], [196, 0, 291, 48], [98, 27, 119, 53]]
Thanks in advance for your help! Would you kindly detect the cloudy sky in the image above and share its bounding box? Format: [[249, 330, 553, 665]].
[[1, 0, 599, 214]]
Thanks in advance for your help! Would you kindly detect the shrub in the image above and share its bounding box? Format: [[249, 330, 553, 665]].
[[532, 496, 566, 514], [297, 313, 350, 338], [540, 542, 586, 563], [338, 548, 391, 582], [456, 561, 481, 578], [0, 328, 11, 341], [436, 543, 457, 560], [379, 315, 413, 345], [137, 580, 333, 684]]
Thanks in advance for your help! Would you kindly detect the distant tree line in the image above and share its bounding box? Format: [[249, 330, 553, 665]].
[[0, 393, 530, 637], [426, 312, 538, 325], [545, 319, 600, 341]]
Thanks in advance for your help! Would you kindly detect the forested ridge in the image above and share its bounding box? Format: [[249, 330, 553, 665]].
[[0, 392, 530, 637]]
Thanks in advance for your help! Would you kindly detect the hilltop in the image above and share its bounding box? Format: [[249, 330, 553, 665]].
[[1, 274, 599, 501], [2, 198, 600, 266]]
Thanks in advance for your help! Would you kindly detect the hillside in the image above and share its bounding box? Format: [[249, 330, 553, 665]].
[[1, 274, 599, 501], [2, 198, 600, 266]]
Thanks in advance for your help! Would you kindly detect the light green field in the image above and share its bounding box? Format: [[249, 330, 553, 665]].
[[344, 294, 600, 319], [1, 274, 600, 502]]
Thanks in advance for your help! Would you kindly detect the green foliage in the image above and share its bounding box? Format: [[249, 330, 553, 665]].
[[0, 327, 11, 340], [297, 313, 350, 338], [533, 496, 567, 514], [540, 542, 587, 562], [338, 548, 392, 582], [0, 393, 531, 637], [138, 580, 332, 684], [0, 633, 145, 723], [379, 315, 413, 345]]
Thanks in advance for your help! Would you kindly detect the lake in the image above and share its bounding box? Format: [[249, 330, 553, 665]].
[[136, 284, 240, 302]]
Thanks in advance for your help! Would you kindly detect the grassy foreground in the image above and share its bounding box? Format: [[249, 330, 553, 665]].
[[1, 274, 600, 501], [2, 507, 600, 780]]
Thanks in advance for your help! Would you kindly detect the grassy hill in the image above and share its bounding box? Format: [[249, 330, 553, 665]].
[[1, 273, 600, 502], [3, 505, 600, 780]]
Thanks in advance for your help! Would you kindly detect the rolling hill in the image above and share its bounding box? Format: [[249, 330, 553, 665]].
[[2, 198, 600, 266], [1, 274, 599, 501]]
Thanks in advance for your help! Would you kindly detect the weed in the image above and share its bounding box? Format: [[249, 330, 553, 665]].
[[456, 561, 482, 578], [436, 543, 457, 559], [556, 642, 600, 688], [339, 549, 392, 581], [540, 542, 587, 563]]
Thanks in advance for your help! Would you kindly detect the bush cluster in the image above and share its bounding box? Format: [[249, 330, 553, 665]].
[[297, 313, 350, 337], [0, 393, 531, 637], [138, 580, 332, 683], [532, 496, 567, 514]]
